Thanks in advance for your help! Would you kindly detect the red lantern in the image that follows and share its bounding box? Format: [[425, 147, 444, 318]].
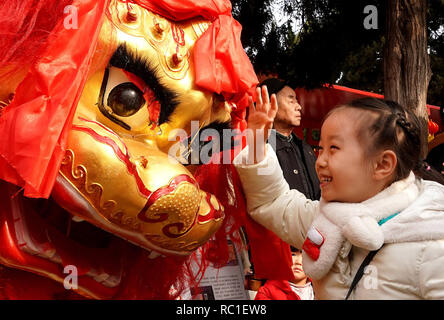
[[428, 119, 439, 135]]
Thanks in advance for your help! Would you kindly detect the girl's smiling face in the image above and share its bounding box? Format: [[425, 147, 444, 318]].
[[316, 108, 383, 203]]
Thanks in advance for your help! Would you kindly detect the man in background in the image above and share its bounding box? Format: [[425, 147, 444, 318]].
[[260, 78, 320, 200], [242, 78, 320, 298]]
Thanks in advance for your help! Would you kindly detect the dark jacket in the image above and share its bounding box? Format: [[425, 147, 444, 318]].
[[270, 131, 321, 200]]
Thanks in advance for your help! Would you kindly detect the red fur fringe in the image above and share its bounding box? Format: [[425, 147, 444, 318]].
[[117, 163, 247, 300], [0, 0, 73, 77]]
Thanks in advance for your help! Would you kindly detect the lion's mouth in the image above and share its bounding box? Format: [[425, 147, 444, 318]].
[[23, 196, 125, 287], [0, 182, 160, 299]]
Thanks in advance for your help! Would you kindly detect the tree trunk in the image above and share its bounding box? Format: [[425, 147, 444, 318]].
[[384, 0, 431, 158]]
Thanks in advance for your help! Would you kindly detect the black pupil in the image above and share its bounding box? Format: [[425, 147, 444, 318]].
[[107, 82, 145, 117]]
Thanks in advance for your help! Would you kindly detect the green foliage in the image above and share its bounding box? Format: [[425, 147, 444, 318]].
[[231, 0, 444, 106], [427, 0, 444, 106], [337, 40, 384, 94]]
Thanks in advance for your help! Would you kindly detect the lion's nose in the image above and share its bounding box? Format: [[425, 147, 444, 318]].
[[137, 174, 202, 237], [139, 174, 224, 254]]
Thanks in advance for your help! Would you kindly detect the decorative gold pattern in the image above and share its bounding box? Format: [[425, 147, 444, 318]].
[[60, 149, 142, 232], [144, 234, 201, 252], [61, 149, 117, 215], [108, 0, 193, 80], [57, 121, 224, 254], [141, 182, 200, 229]]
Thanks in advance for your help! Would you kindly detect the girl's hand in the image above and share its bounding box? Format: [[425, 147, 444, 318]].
[[246, 85, 278, 164]]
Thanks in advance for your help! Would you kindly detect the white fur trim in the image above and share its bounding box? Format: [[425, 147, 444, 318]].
[[303, 172, 423, 280], [302, 214, 345, 280], [307, 227, 324, 245], [342, 216, 384, 250]]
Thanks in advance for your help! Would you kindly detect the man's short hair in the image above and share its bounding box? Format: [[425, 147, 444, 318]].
[[258, 78, 289, 96]]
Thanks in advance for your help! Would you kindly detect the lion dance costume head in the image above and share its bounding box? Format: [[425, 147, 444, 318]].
[[0, 0, 257, 299]]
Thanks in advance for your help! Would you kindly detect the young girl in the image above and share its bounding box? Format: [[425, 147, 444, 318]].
[[234, 86, 444, 299]]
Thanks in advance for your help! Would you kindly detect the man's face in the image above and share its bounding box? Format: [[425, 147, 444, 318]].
[[274, 86, 302, 128]]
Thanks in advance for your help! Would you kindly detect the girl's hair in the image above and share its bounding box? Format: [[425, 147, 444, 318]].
[[416, 161, 444, 185], [326, 97, 430, 183]]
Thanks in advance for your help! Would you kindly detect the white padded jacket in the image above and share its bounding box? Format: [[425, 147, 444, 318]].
[[234, 145, 444, 300]]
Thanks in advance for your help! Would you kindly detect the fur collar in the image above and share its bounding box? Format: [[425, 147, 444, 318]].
[[382, 179, 444, 243]]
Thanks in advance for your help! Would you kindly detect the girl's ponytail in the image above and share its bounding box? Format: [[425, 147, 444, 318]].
[[414, 160, 444, 185]]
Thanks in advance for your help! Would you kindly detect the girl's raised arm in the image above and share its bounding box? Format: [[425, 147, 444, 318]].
[[245, 86, 278, 164], [234, 86, 319, 248]]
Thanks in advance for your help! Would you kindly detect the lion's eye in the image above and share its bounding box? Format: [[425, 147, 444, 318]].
[[107, 82, 145, 117]]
